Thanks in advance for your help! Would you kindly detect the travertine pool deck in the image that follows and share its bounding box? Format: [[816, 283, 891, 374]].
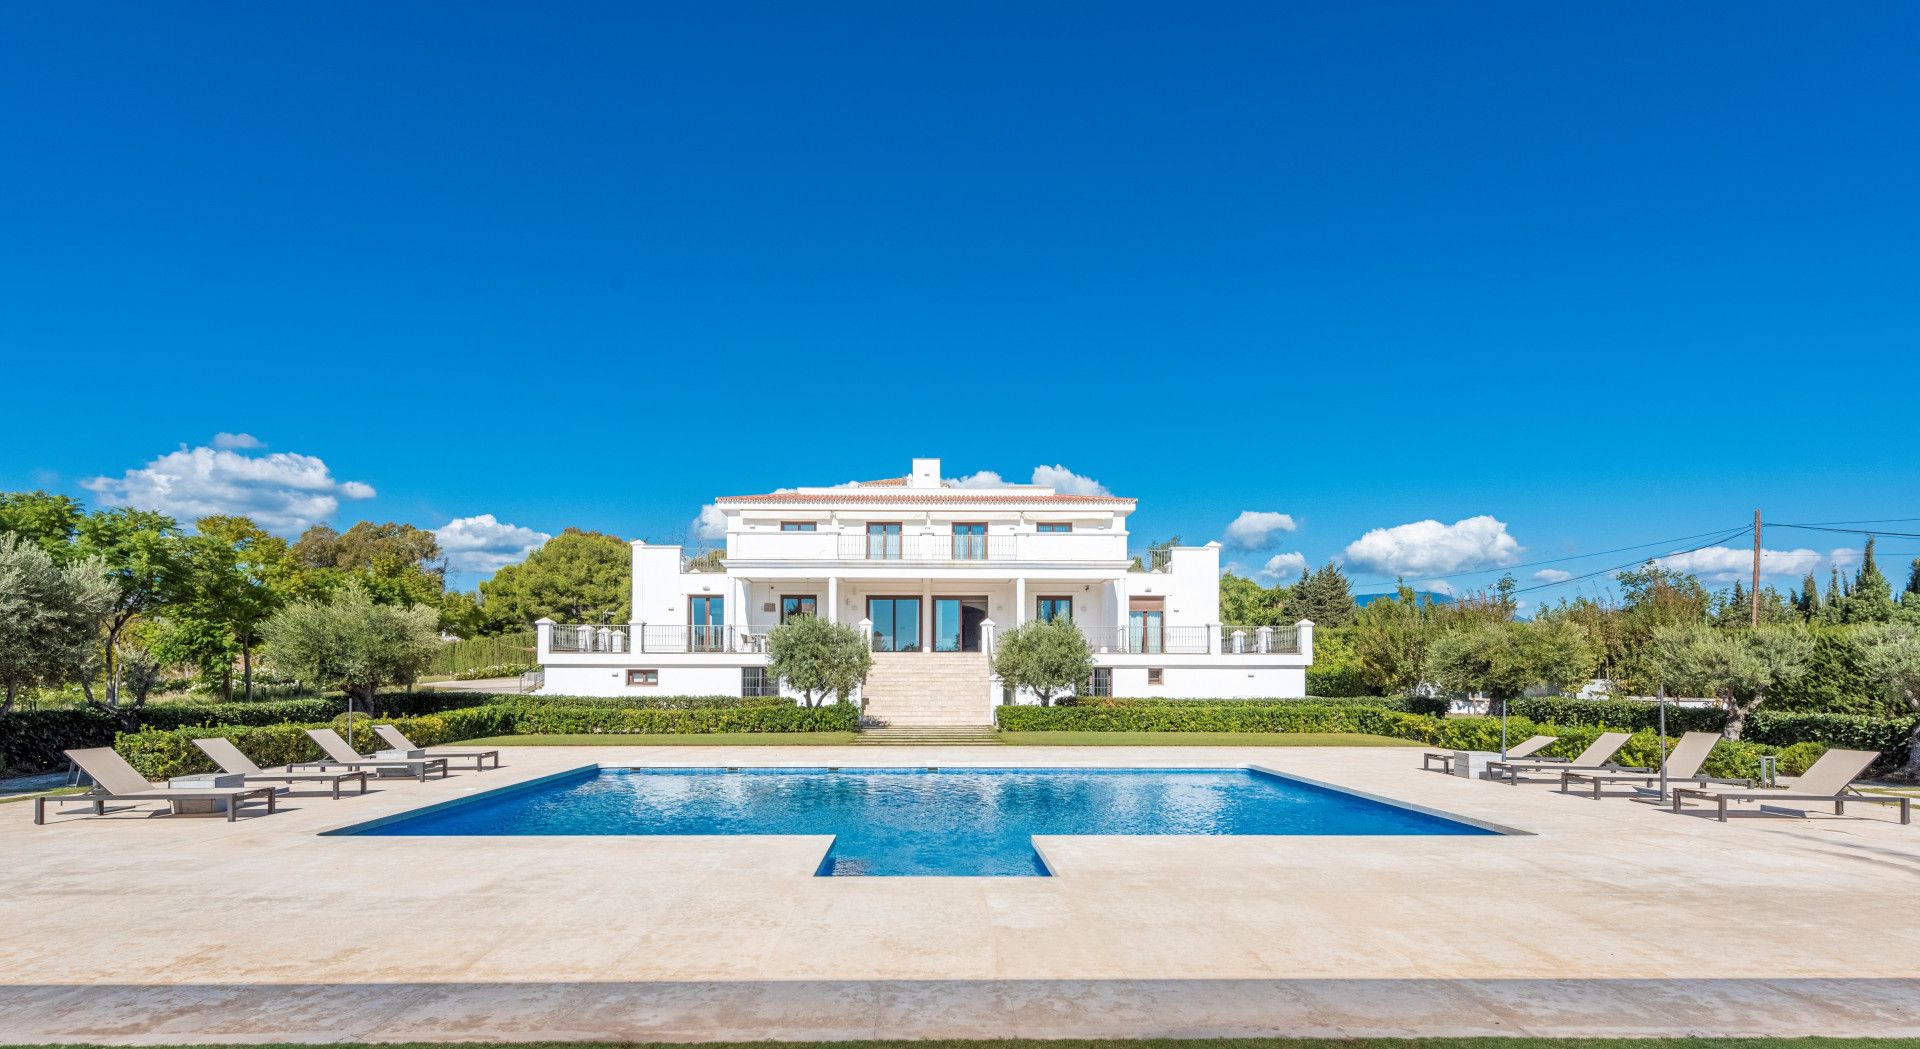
[[3, 744, 1918, 1042]]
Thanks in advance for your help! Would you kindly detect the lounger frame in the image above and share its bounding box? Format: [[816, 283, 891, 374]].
[[1672, 787, 1912, 824]]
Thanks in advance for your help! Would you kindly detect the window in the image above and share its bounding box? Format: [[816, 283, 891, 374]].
[[627, 669, 659, 687], [866, 522, 902, 559], [1081, 667, 1112, 697], [1129, 597, 1165, 654], [1036, 596, 1073, 622], [952, 522, 987, 560], [1036, 522, 1073, 533], [780, 595, 818, 622], [780, 522, 817, 532], [1146, 668, 1164, 686], [742, 667, 776, 697]]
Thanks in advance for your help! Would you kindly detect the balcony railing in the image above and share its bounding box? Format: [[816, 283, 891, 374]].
[[825, 533, 1095, 563], [1073, 624, 1302, 656], [544, 623, 780, 655], [1220, 624, 1301, 655]]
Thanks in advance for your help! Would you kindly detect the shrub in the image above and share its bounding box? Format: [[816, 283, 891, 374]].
[[0, 708, 119, 773], [1507, 697, 1727, 734], [1744, 710, 1916, 756], [1775, 741, 1830, 776]]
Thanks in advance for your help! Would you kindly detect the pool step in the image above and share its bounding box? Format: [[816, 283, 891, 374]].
[[855, 725, 1004, 746]]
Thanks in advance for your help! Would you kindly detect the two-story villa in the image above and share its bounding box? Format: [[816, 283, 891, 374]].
[[533, 458, 1314, 724]]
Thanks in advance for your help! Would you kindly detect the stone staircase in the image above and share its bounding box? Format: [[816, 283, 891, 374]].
[[854, 725, 1002, 746], [860, 652, 994, 727]]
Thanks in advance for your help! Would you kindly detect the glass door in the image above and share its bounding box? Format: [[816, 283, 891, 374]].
[[867, 596, 922, 652], [1129, 609, 1163, 654], [866, 522, 902, 560], [952, 522, 987, 560], [690, 595, 724, 652], [933, 597, 988, 652]]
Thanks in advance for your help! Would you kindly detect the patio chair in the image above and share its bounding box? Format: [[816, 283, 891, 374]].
[[296, 729, 450, 781], [1671, 748, 1910, 824], [374, 724, 501, 771], [1424, 734, 1557, 773], [38, 747, 278, 825], [1485, 731, 1644, 785], [193, 737, 371, 799], [1559, 731, 1749, 799]]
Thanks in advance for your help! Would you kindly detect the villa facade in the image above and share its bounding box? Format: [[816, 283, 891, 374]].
[[534, 458, 1313, 723]]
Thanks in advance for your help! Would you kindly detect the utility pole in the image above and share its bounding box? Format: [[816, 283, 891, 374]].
[[1751, 508, 1762, 627]]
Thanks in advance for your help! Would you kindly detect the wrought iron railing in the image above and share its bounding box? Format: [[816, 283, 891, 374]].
[[1219, 625, 1301, 655], [544, 623, 779, 655]]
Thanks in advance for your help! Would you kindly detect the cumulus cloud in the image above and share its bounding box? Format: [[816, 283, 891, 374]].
[[434, 514, 551, 575], [211, 432, 264, 450], [1031, 464, 1110, 496], [1224, 511, 1298, 550], [690, 504, 729, 541], [84, 441, 376, 535], [1534, 569, 1573, 584], [1343, 516, 1523, 577], [947, 470, 1007, 488], [1256, 552, 1308, 582], [1652, 546, 1859, 585]]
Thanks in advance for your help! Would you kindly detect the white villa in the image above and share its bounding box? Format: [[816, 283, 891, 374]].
[[534, 458, 1314, 724]]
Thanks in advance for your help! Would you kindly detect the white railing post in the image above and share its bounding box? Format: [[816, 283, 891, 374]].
[[637, 622, 647, 654], [980, 618, 998, 720], [858, 617, 873, 647], [1256, 625, 1273, 654], [1207, 622, 1221, 655], [595, 626, 611, 653], [535, 618, 554, 658], [1296, 619, 1315, 660], [611, 626, 627, 653], [1231, 629, 1246, 654]]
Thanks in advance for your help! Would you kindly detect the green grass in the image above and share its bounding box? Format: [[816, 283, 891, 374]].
[[999, 731, 1424, 747], [0, 786, 87, 805], [459, 732, 860, 746], [7, 1029, 1912, 1037], [3, 1039, 1909, 1049]]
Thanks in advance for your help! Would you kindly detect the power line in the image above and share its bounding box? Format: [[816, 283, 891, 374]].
[[1504, 527, 1755, 598], [1772, 523, 1920, 540], [1343, 524, 1751, 588]]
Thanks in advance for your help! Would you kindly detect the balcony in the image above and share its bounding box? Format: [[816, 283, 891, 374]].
[[722, 529, 1126, 565], [1074, 624, 1303, 656], [544, 623, 778, 655]]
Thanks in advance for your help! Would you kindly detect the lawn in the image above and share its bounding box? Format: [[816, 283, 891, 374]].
[[1000, 731, 1424, 747], [11, 1029, 1904, 1037], [460, 732, 860, 746], [8, 1039, 1909, 1049], [0, 786, 88, 805]]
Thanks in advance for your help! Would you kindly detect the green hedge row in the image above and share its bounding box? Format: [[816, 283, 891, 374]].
[[1745, 710, 1917, 756], [1506, 697, 1728, 734], [112, 700, 861, 779], [1056, 695, 1451, 716], [0, 709, 120, 774]]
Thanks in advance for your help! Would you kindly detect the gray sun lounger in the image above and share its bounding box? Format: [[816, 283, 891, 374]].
[[1424, 734, 1557, 773], [295, 729, 450, 781], [1559, 731, 1751, 799], [374, 724, 501, 771], [1671, 748, 1910, 824], [194, 737, 371, 799], [39, 747, 279, 825], [1486, 731, 1645, 784]]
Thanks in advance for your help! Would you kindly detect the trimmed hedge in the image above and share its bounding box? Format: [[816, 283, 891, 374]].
[[1506, 697, 1728, 734], [112, 700, 861, 779], [1056, 695, 1449, 715], [1745, 710, 1917, 757], [1, 708, 120, 774]]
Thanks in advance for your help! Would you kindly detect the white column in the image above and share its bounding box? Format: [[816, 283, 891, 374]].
[[1256, 625, 1273, 654], [920, 578, 932, 652], [1206, 621, 1221, 655], [827, 576, 840, 624], [534, 618, 554, 659], [980, 618, 998, 718], [1296, 619, 1315, 660], [1014, 576, 1027, 627], [1111, 576, 1128, 651]]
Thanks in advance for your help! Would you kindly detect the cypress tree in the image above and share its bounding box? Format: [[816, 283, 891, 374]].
[[1907, 557, 1920, 596], [1797, 572, 1821, 619], [1844, 535, 1896, 623]]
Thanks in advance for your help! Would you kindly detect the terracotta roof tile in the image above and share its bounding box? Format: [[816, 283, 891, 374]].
[[715, 492, 1132, 505]]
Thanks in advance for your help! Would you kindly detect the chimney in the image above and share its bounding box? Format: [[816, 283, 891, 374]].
[[909, 458, 941, 488]]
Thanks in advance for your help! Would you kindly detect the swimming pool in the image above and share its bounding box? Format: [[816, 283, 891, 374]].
[[336, 766, 1496, 875]]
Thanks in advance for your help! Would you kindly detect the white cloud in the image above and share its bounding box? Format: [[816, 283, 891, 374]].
[[1031, 464, 1110, 496], [1343, 515, 1524, 577], [434, 514, 551, 575], [690, 504, 728, 541], [1652, 546, 1859, 585], [1534, 569, 1573, 584], [211, 432, 263, 450], [1224, 511, 1298, 550], [948, 470, 1007, 488], [84, 441, 376, 535], [1256, 552, 1308, 582], [1220, 560, 1243, 577]]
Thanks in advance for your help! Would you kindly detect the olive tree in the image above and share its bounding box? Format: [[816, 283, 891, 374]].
[[0, 535, 116, 713], [1856, 623, 1920, 775], [261, 580, 440, 712], [991, 616, 1093, 707], [766, 614, 871, 707], [1643, 624, 1812, 739], [1427, 620, 1597, 715]]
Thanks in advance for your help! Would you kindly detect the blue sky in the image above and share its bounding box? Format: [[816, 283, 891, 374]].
[[3, 2, 1917, 598]]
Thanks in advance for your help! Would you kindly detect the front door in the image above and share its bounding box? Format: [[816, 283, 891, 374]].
[[689, 595, 724, 652], [867, 596, 922, 652], [933, 597, 988, 652]]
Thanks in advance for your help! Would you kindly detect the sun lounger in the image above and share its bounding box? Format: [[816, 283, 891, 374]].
[[1559, 731, 1750, 798], [295, 729, 450, 781], [1424, 734, 1557, 773], [374, 724, 501, 771], [1671, 748, 1910, 824], [1486, 731, 1644, 784], [39, 747, 278, 825], [193, 737, 371, 799]]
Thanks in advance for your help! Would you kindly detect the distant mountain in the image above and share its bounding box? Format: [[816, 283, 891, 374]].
[[1353, 590, 1454, 607]]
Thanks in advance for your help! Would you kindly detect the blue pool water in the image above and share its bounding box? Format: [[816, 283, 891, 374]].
[[341, 767, 1493, 875]]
